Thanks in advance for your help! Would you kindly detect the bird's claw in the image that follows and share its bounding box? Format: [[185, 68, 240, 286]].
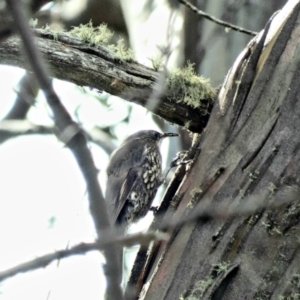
[[150, 206, 159, 214], [169, 150, 191, 168]]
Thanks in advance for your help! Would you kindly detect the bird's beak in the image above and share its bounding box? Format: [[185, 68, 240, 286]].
[[161, 132, 179, 139]]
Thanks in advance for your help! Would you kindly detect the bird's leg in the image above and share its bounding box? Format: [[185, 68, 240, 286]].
[[160, 150, 193, 183], [170, 150, 194, 167], [150, 151, 192, 215], [149, 206, 159, 214]]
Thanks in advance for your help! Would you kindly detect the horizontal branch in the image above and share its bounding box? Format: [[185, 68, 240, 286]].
[[0, 29, 213, 133], [0, 120, 53, 144], [0, 120, 115, 154], [0, 231, 169, 283]]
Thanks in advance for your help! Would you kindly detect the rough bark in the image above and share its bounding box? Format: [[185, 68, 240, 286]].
[[128, 1, 300, 299], [0, 29, 213, 134]]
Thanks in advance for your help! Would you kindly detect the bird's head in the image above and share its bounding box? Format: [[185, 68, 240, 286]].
[[123, 130, 178, 146]]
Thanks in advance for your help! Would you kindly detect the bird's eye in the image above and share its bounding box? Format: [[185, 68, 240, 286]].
[[154, 131, 160, 139]]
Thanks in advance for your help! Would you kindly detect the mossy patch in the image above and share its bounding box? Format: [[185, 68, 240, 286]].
[[180, 277, 214, 300], [29, 18, 38, 28], [70, 21, 113, 46], [167, 62, 216, 112], [150, 56, 164, 71], [107, 39, 135, 62], [69, 21, 134, 62]]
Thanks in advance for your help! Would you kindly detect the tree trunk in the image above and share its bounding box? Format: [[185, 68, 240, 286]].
[[129, 1, 300, 299]]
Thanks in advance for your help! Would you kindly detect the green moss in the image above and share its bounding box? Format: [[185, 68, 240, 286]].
[[194, 278, 214, 295], [29, 18, 38, 28], [279, 274, 300, 299], [268, 182, 277, 194], [213, 261, 230, 275], [167, 62, 216, 110], [70, 20, 113, 46], [150, 56, 163, 71], [261, 220, 271, 229], [249, 170, 260, 182], [52, 29, 62, 41], [180, 277, 214, 300], [188, 187, 203, 207], [108, 39, 135, 62], [44, 24, 51, 32], [190, 187, 203, 198], [238, 188, 245, 199], [69, 21, 134, 61], [42, 24, 63, 40], [180, 261, 232, 299]]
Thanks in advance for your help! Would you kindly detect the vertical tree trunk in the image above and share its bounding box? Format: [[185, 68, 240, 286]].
[[130, 1, 300, 299]]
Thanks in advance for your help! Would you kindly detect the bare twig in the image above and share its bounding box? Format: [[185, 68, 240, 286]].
[[0, 231, 169, 283], [5, 1, 123, 299], [145, 9, 177, 112], [0, 120, 115, 154], [179, 0, 258, 36], [0, 120, 53, 144], [4, 72, 38, 120], [0, 243, 97, 282]]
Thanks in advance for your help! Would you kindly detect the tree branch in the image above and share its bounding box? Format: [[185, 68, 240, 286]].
[[0, 29, 213, 133], [4, 72, 38, 120], [179, 0, 258, 36], [0, 231, 169, 284], [0, 120, 52, 143], [0, 120, 115, 154]]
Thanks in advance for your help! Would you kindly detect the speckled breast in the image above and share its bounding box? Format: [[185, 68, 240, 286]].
[[126, 145, 162, 223]]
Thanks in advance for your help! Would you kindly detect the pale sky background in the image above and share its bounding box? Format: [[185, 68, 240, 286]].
[[0, 67, 166, 299], [0, 1, 182, 298]]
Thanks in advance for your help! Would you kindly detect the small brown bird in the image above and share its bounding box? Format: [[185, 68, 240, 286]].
[[105, 130, 178, 227]]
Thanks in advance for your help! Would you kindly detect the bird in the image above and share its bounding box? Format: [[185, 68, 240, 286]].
[[105, 130, 179, 228]]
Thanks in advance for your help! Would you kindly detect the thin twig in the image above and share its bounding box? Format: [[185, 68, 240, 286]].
[[0, 120, 53, 144], [145, 9, 177, 112], [179, 0, 258, 36], [0, 231, 169, 283], [5, 1, 123, 299], [0, 243, 97, 282], [4, 72, 38, 120], [0, 120, 115, 154]]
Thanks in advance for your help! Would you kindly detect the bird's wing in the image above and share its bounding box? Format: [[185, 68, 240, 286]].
[[106, 141, 144, 177], [112, 167, 139, 224], [106, 141, 145, 223]]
